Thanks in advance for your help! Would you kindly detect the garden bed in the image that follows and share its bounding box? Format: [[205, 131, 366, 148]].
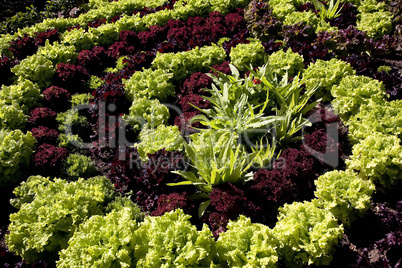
[[0, 0, 401, 267]]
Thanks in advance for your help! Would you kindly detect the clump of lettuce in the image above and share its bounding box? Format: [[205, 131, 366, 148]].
[[268, 48, 305, 78], [0, 77, 42, 110], [151, 44, 226, 81], [216, 215, 278, 267], [313, 170, 375, 226], [357, 11, 393, 39], [0, 77, 42, 129], [273, 201, 344, 268], [0, 103, 28, 129], [62, 153, 97, 179], [123, 97, 170, 131], [0, 129, 36, 185], [331, 75, 388, 121], [133, 209, 217, 267], [123, 68, 175, 102], [346, 133, 402, 188], [6, 176, 116, 263], [229, 40, 266, 71], [269, 0, 296, 20], [57, 197, 143, 268], [136, 125, 184, 161], [303, 58, 355, 101], [347, 99, 402, 144]]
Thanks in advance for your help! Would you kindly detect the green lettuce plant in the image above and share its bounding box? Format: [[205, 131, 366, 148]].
[[216, 215, 278, 268], [268, 48, 305, 78], [58, 133, 84, 151], [284, 11, 320, 28], [273, 201, 344, 268], [57, 197, 143, 268], [62, 153, 97, 179], [229, 40, 266, 71], [6, 176, 116, 263], [57, 108, 90, 136], [89, 23, 120, 46], [36, 40, 78, 65], [357, 11, 393, 39], [133, 209, 217, 267], [347, 99, 402, 144], [0, 129, 36, 185], [70, 93, 92, 107], [0, 103, 29, 130], [123, 69, 175, 102], [346, 133, 402, 189], [136, 125, 184, 161], [302, 58, 355, 102], [313, 170, 375, 226], [357, 0, 386, 14], [124, 97, 170, 131], [11, 55, 56, 89], [61, 28, 96, 51], [87, 75, 105, 90], [331, 75, 388, 121], [269, 0, 296, 20], [0, 77, 42, 110], [151, 44, 226, 81]]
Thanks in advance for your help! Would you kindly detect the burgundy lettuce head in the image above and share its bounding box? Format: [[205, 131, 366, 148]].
[[31, 144, 69, 176], [42, 86, 71, 112], [29, 107, 57, 128]]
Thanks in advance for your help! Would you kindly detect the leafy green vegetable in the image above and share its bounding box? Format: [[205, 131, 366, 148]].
[[57, 198, 143, 268], [269, 0, 296, 20], [284, 11, 320, 28], [61, 28, 96, 51], [303, 58, 355, 102], [347, 99, 402, 144], [124, 97, 170, 131], [124, 69, 175, 102], [357, 0, 386, 14], [273, 201, 344, 268], [70, 93, 92, 107], [151, 44, 226, 81], [0, 102, 29, 130], [357, 11, 393, 39], [0, 77, 42, 110], [313, 170, 375, 226], [57, 108, 90, 135], [216, 215, 278, 268], [331, 75, 388, 121], [268, 48, 305, 78], [62, 153, 97, 179], [346, 133, 402, 189], [136, 125, 184, 161], [229, 40, 266, 71], [0, 129, 36, 185], [36, 40, 78, 65], [11, 55, 56, 89], [6, 176, 116, 263], [58, 133, 84, 151], [133, 209, 217, 267], [87, 75, 105, 90]]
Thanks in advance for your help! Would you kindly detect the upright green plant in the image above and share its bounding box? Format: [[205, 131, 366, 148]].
[[312, 0, 343, 21], [169, 130, 265, 193]]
